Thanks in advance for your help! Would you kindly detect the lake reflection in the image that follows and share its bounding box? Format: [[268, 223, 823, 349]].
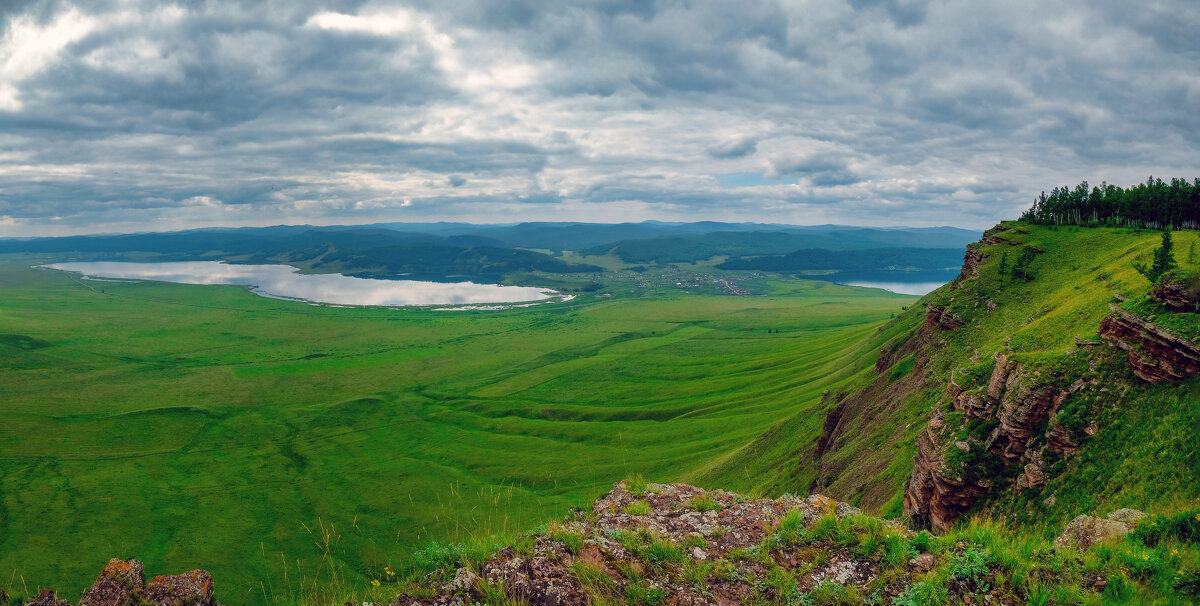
[[43, 261, 559, 307]]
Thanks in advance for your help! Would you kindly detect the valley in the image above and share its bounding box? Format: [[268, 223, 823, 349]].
[[0, 256, 912, 603]]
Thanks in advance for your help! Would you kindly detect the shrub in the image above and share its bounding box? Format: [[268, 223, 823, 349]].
[[1134, 229, 1178, 283], [889, 355, 917, 382], [1174, 568, 1200, 595], [950, 545, 991, 583], [1102, 572, 1130, 600], [911, 531, 932, 553], [411, 540, 460, 576]]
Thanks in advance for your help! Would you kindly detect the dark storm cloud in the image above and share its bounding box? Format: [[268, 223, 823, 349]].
[[0, 0, 1198, 235]]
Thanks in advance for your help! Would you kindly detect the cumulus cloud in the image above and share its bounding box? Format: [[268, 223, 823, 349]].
[[0, 0, 1197, 236]]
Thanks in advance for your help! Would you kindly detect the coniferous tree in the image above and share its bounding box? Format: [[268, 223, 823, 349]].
[[1013, 248, 1037, 281], [998, 251, 1009, 284], [1134, 229, 1178, 283]]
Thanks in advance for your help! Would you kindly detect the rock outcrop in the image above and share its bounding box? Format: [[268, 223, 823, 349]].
[[21, 560, 217, 606], [904, 414, 992, 532], [980, 224, 1013, 246], [395, 482, 928, 606], [924, 305, 964, 331], [1099, 307, 1200, 382], [905, 354, 1087, 531], [1151, 275, 1200, 312], [953, 224, 1014, 286], [957, 247, 987, 282], [1055, 508, 1146, 551]]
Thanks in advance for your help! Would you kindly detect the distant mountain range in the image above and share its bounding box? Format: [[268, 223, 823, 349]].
[[0, 221, 980, 281]]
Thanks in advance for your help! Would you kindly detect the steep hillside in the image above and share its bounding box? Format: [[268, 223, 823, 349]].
[[698, 223, 1199, 536]]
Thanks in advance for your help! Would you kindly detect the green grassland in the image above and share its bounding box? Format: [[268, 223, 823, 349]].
[[0, 255, 914, 604]]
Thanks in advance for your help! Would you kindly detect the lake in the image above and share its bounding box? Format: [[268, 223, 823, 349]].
[[833, 269, 958, 296], [42, 261, 561, 307]]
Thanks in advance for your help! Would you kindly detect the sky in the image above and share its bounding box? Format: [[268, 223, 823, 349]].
[[0, 0, 1197, 236]]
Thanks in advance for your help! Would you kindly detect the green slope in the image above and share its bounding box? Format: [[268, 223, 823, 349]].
[[702, 223, 1199, 533]]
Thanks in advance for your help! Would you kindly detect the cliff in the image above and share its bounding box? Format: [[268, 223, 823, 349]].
[[709, 223, 1200, 536], [897, 225, 1200, 531]]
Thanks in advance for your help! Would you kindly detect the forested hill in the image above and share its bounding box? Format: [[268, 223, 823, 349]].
[[1021, 176, 1200, 228], [579, 227, 979, 263], [717, 247, 963, 272]]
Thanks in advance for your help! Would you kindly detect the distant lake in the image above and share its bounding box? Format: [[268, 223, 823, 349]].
[[42, 261, 561, 307], [834, 269, 959, 296]]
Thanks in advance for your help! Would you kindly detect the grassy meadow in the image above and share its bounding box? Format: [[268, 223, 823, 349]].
[[0, 256, 913, 604]]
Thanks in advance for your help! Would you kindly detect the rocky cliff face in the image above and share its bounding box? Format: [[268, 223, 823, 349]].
[[952, 225, 1014, 285], [903, 353, 1090, 531], [923, 305, 964, 331], [1099, 306, 1200, 382], [903, 415, 991, 532], [956, 247, 987, 282]]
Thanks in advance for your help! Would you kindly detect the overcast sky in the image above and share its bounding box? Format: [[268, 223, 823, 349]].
[[0, 0, 1197, 236]]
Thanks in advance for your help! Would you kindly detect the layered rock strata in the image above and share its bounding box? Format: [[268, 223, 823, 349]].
[[1099, 307, 1200, 382]]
